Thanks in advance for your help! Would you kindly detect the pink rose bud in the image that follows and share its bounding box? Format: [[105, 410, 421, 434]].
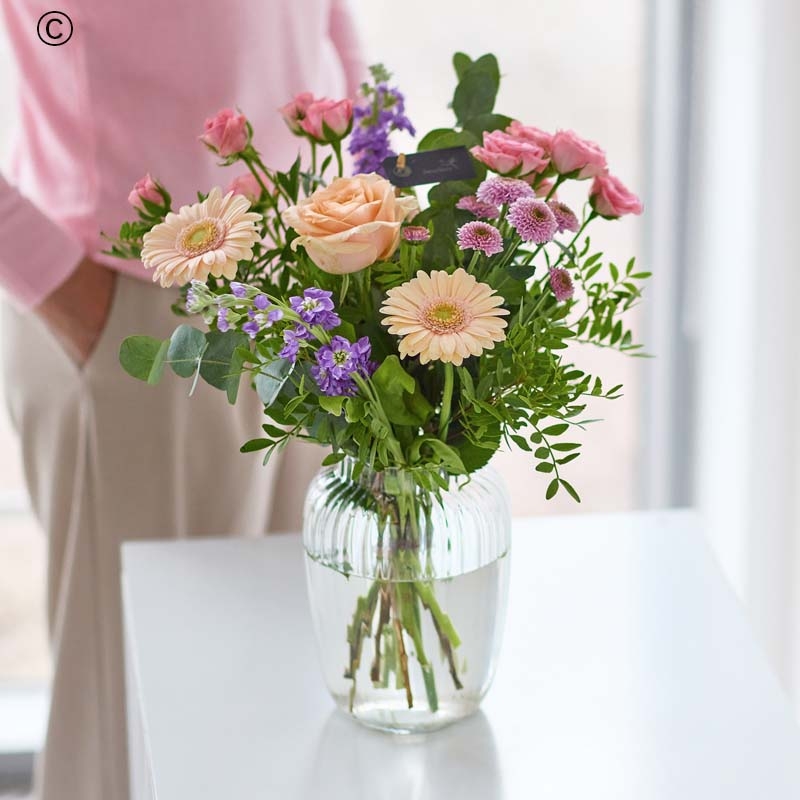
[[200, 108, 249, 157], [226, 172, 265, 202], [506, 120, 553, 153], [128, 173, 163, 210], [278, 92, 316, 135], [470, 130, 548, 177], [550, 130, 607, 179], [300, 98, 353, 142], [590, 173, 643, 218]]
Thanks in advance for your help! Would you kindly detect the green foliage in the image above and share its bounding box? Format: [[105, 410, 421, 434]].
[[114, 49, 649, 504], [119, 336, 169, 384]]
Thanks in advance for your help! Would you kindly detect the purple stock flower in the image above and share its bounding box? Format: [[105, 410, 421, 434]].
[[242, 307, 283, 340], [217, 306, 230, 332], [279, 325, 309, 362], [508, 198, 558, 244], [254, 293, 269, 310], [289, 287, 341, 330], [230, 281, 248, 298], [311, 335, 375, 396], [456, 221, 504, 257], [348, 81, 415, 176]]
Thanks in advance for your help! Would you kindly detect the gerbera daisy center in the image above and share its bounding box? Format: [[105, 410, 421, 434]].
[[178, 218, 226, 256], [422, 301, 467, 334]]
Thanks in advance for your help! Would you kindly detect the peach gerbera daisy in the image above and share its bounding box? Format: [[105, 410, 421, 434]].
[[380, 268, 509, 366], [141, 187, 262, 287]]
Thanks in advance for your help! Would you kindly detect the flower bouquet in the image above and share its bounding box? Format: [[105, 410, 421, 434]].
[[111, 52, 646, 732]]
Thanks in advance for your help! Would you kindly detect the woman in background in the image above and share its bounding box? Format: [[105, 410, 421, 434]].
[[0, 2, 364, 798]]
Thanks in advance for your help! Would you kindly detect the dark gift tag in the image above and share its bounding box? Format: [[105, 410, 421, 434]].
[[383, 146, 476, 187]]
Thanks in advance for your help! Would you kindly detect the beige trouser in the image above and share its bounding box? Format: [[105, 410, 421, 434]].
[[1, 273, 321, 800]]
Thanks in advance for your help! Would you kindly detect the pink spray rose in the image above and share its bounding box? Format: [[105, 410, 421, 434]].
[[506, 121, 553, 153], [278, 92, 316, 134], [226, 172, 266, 203], [550, 130, 607, 179], [471, 129, 548, 177], [300, 98, 353, 142], [590, 174, 643, 218], [200, 108, 249, 157], [127, 173, 162, 210]]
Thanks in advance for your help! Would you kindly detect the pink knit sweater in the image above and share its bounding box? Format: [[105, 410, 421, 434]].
[[0, 0, 364, 307]]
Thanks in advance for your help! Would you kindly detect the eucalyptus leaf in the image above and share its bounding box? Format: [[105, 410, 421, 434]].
[[119, 336, 169, 384], [167, 325, 207, 378], [255, 358, 293, 407]]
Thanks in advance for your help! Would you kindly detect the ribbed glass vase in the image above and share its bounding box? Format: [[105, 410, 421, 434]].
[[303, 457, 511, 734]]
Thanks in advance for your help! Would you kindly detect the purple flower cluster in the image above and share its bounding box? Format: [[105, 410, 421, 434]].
[[311, 336, 376, 397], [348, 83, 415, 176], [476, 176, 534, 207], [289, 287, 341, 329], [456, 221, 504, 256], [242, 301, 283, 339], [507, 198, 558, 244], [280, 287, 342, 362], [549, 267, 575, 302]]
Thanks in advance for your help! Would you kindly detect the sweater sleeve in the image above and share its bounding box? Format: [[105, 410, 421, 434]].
[[0, 174, 85, 309], [329, 0, 368, 98]]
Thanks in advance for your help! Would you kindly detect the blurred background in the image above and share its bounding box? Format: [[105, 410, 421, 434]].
[[1, 0, 798, 785]]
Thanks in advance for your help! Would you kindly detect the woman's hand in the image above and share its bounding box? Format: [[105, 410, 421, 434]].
[[36, 258, 117, 368]]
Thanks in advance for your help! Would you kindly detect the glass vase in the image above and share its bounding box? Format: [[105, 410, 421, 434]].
[[302, 457, 511, 734]]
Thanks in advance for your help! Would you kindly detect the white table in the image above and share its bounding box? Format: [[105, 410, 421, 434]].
[[122, 510, 800, 799]]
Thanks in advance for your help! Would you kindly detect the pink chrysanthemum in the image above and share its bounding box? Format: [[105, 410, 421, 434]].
[[548, 201, 580, 233], [507, 198, 558, 244], [475, 176, 534, 207], [549, 267, 575, 302], [456, 221, 504, 257], [402, 225, 431, 243], [456, 195, 500, 219]]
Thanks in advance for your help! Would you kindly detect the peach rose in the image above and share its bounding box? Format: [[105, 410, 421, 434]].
[[282, 174, 419, 275]]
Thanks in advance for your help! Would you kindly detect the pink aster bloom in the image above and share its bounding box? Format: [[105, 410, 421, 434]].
[[548, 200, 580, 233], [508, 198, 558, 244], [456, 194, 500, 219], [402, 225, 431, 243], [457, 221, 504, 256], [549, 267, 575, 302], [476, 176, 534, 207]]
